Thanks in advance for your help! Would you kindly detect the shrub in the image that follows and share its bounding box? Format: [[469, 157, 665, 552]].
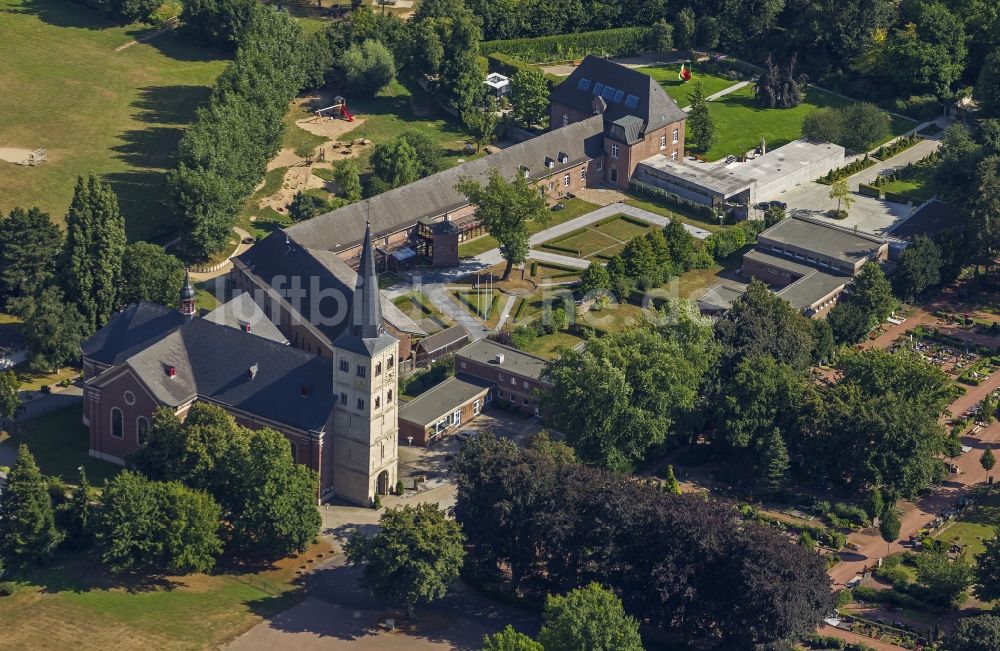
[[480, 27, 653, 63], [858, 183, 882, 198], [343, 39, 396, 97], [883, 191, 912, 205], [395, 480, 405, 495], [0, 581, 15, 597], [840, 103, 891, 152], [893, 94, 942, 121], [629, 180, 716, 221], [834, 588, 853, 608], [804, 633, 846, 649]]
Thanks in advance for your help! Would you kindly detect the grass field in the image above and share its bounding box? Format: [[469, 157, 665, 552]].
[[697, 85, 919, 162], [0, 541, 330, 650], [519, 330, 586, 359], [0, 407, 120, 486], [392, 291, 452, 333], [641, 65, 740, 108], [933, 492, 1000, 557], [0, 0, 228, 241], [541, 215, 654, 260], [458, 198, 599, 257], [881, 165, 939, 204]]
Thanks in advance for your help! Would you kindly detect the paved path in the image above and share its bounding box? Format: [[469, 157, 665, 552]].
[[494, 294, 518, 330], [189, 227, 255, 282], [529, 203, 710, 244], [526, 250, 591, 270], [681, 80, 750, 111]]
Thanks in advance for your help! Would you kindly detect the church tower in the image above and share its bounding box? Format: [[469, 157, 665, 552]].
[[331, 223, 399, 505]]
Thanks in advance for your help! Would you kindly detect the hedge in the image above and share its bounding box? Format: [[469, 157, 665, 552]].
[[883, 190, 912, 205], [480, 27, 652, 63], [486, 53, 562, 86], [628, 180, 716, 221], [858, 183, 882, 198], [541, 243, 583, 256]]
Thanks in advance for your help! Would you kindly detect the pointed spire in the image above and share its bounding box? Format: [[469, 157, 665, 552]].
[[352, 222, 383, 339], [179, 269, 196, 319]]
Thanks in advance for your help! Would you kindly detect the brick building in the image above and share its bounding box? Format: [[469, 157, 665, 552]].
[[82, 227, 401, 506]]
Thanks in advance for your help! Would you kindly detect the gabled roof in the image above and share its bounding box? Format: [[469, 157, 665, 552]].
[[282, 115, 606, 252], [81, 302, 186, 365], [91, 317, 335, 433], [415, 325, 469, 355], [235, 233, 424, 346], [550, 55, 687, 133], [203, 293, 289, 345]]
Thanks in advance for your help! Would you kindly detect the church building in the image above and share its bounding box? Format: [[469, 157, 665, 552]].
[[80, 224, 398, 506]]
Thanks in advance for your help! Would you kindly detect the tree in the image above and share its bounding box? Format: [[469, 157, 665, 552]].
[[675, 7, 696, 49], [342, 39, 396, 97], [662, 464, 681, 494], [802, 108, 844, 144], [946, 614, 1000, 651], [0, 207, 62, 311], [369, 137, 421, 193], [981, 446, 996, 472], [827, 298, 871, 345], [974, 536, 1000, 602], [695, 15, 720, 49], [715, 354, 806, 451], [917, 550, 972, 607], [840, 103, 891, 152], [755, 55, 804, 109], [0, 370, 19, 421], [398, 130, 445, 177], [687, 80, 716, 152], [511, 69, 549, 128], [482, 626, 542, 651], [885, 6, 966, 100], [461, 99, 500, 153], [851, 261, 896, 327], [977, 49, 1000, 118], [456, 169, 548, 279], [18, 286, 87, 372], [650, 19, 673, 51], [760, 427, 790, 493], [180, 0, 259, 47], [537, 583, 643, 651], [121, 242, 186, 308], [0, 445, 61, 561], [579, 262, 612, 296], [526, 431, 577, 466], [811, 318, 834, 364], [879, 507, 901, 552], [159, 481, 224, 574], [288, 191, 329, 222], [333, 160, 363, 202], [543, 323, 714, 472], [828, 178, 854, 215], [61, 175, 126, 334], [63, 467, 94, 550], [345, 503, 465, 619], [893, 235, 942, 301], [863, 486, 884, 522]]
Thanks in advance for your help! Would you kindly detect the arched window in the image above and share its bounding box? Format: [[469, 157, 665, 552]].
[[387, 355, 394, 368], [111, 408, 124, 439], [387, 389, 393, 403], [375, 396, 381, 408], [136, 416, 149, 445], [375, 362, 382, 376], [289, 440, 297, 463]]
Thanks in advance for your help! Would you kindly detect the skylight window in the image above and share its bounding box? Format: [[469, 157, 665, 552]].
[[612, 89, 624, 103], [624, 94, 639, 108], [592, 82, 605, 96], [577, 77, 591, 91], [601, 85, 615, 100]]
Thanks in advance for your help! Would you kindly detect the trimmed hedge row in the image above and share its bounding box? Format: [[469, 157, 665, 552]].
[[541, 242, 583, 256], [858, 183, 882, 198], [485, 53, 562, 86], [480, 27, 652, 63], [629, 180, 717, 221], [883, 190, 912, 204]]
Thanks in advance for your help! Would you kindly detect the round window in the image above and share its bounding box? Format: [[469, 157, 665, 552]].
[[123, 390, 135, 405]]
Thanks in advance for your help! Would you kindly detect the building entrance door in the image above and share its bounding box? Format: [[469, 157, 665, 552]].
[[377, 470, 389, 495], [610, 167, 618, 184]]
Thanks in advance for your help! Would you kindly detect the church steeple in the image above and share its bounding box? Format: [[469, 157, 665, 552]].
[[179, 269, 196, 319], [352, 222, 383, 339]]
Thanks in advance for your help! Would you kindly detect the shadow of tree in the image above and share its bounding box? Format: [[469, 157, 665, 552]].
[[138, 28, 231, 63], [16, 0, 113, 30], [132, 85, 213, 125], [103, 169, 176, 242], [9, 548, 180, 595], [113, 127, 183, 169]]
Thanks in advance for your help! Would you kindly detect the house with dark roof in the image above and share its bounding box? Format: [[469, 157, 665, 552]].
[[82, 228, 402, 506], [550, 55, 688, 187]]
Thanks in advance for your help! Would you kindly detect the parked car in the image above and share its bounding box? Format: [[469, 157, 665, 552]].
[[456, 430, 479, 442]]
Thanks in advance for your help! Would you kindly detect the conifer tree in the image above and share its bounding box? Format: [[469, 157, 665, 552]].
[[687, 80, 716, 152], [760, 428, 789, 493], [65, 467, 94, 549], [62, 175, 126, 334], [0, 445, 61, 561]]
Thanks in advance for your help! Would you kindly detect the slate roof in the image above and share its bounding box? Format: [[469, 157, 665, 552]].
[[235, 233, 424, 346], [203, 293, 289, 345], [550, 55, 687, 133], [415, 325, 469, 355], [92, 317, 335, 433], [610, 115, 645, 145], [81, 302, 186, 365], [334, 222, 399, 356], [282, 115, 606, 252]]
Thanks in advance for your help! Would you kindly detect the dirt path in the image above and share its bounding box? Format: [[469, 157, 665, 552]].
[[0, 146, 34, 164], [113, 20, 176, 53]]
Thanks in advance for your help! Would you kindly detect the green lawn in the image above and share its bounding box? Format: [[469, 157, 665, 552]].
[[281, 103, 328, 157], [696, 85, 919, 162], [458, 198, 599, 257], [519, 330, 586, 359], [623, 195, 726, 232], [543, 228, 621, 258], [641, 65, 741, 108], [530, 261, 582, 282], [451, 289, 504, 327], [0, 407, 119, 486], [392, 291, 452, 333], [933, 492, 1000, 557], [881, 165, 939, 204], [592, 214, 654, 242], [0, 0, 228, 241], [0, 541, 328, 650]]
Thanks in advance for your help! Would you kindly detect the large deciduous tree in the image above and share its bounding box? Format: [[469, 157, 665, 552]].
[[0, 207, 62, 312], [946, 615, 1000, 651], [0, 370, 19, 421], [62, 175, 126, 334], [368, 137, 421, 195], [456, 169, 548, 279], [974, 535, 1000, 602], [537, 583, 643, 651], [893, 235, 942, 301], [511, 69, 550, 128], [482, 626, 542, 651], [345, 503, 465, 619], [342, 39, 396, 97], [19, 286, 87, 372], [977, 49, 1000, 118], [121, 242, 186, 308]]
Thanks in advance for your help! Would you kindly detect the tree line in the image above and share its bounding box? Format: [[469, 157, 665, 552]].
[[0, 403, 319, 575], [0, 177, 185, 371]]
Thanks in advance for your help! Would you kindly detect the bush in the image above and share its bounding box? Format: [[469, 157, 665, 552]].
[[0, 581, 15, 597], [883, 191, 912, 205], [804, 633, 846, 649], [480, 27, 652, 63], [834, 588, 853, 608], [892, 94, 942, 121], [343, 39, 396, 97], [629, 180, 716, 221], [858, 183, 882, 198]]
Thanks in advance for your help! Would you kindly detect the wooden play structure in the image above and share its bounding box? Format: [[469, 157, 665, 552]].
[[17, 148, 46, 166], [315, 96, 354, 122]]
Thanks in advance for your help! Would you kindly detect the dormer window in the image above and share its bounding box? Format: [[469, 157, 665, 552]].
[[558, 152, 569, 164]]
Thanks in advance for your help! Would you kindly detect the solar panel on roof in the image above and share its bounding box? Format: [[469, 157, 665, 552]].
[[592, 82, 605, 95], [625, 94, 639, 108], [577, 77, 591, 91], [612, 89, 624, 103]]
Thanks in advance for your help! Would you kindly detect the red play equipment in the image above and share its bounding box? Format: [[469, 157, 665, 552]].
[[341, 103, 354, 121], [315, 95, 354, 122]]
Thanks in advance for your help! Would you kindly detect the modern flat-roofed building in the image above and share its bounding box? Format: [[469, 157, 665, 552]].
[[398, 375, 493, 446], [455, 339, 551, 414], [740, 216, 888, 315]]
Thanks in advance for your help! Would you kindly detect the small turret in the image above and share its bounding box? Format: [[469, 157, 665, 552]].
[[179, 270, 196, 319]]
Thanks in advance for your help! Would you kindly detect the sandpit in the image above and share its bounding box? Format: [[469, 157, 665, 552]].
[[0, 147, 35, 163]]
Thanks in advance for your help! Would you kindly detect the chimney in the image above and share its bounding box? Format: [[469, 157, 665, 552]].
[[495, 353, 505, 364], [166, 365, 176, 378], [248, 363, 258, 380]]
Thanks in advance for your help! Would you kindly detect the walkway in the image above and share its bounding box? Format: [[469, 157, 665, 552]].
[[526, 250, 591, 270], [682, 80, 750, 111], [189, 227, 255, 282], [528, 202, 711, 244]]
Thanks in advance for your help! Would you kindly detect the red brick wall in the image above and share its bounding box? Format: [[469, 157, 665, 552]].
[[605, 120, 686, 187], [88, 367, 168, 462]]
